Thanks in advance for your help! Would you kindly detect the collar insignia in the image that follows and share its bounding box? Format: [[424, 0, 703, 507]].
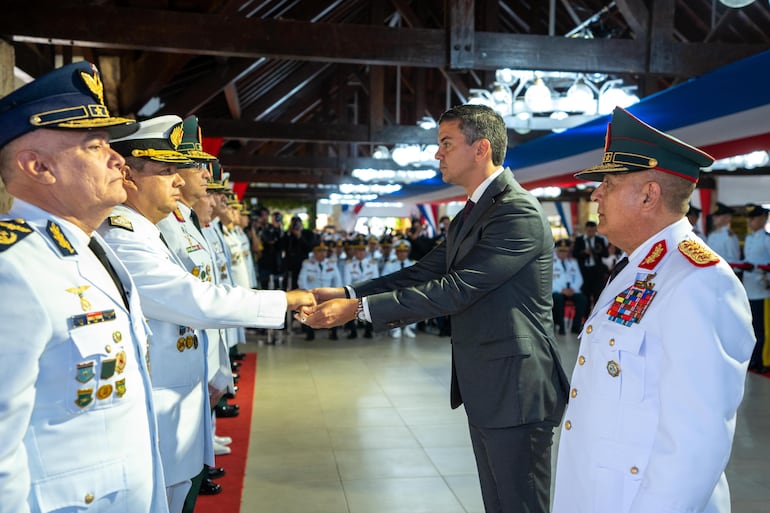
[[46, 221, 77, 256], [639, 240, 667, 270]]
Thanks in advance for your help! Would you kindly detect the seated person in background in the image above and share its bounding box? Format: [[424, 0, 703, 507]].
[[552, 239, 588, 335]]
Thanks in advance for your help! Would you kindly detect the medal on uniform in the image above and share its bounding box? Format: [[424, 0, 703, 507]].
[[607, 360, 621, 377], [607, 272, 658, 326], [66, 285, 92, 311], [115, 350, 127, 373], [96, 384, 113, 400]]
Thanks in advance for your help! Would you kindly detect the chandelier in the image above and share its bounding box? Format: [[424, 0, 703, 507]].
[[468, 69, 640, 135]]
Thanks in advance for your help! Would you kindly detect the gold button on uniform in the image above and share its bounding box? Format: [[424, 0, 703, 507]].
[[585, 325, 593, 334], [104, 344, 112, 353], [630, 466, 639, 475], [565, 420, 572, 430], [578, 356, 585, 365], [84, 493, 94, 504], [571, 388, 577, 398], [609, 338, 615, 346]]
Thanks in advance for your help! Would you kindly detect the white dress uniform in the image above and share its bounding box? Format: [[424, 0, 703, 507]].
[[157, 203, 287, 391], [234, 224, 258, 288], [552, 219, 755, 513], [381, 257, 416, 337], [343, 256, 380, 285], [706, 225, 741, 262], [203, 219, 241, 351], [98, 204, 214, 510], [223, 224, 251, 290], [0, 199, 168, 513], [742, 228, 770, 300], [551, 256, 584, 293], [297, 256, 342, 290]]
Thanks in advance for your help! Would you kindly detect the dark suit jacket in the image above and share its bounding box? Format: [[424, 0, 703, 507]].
[[572, 233, 609, 274], [353, 170, 569, 428]]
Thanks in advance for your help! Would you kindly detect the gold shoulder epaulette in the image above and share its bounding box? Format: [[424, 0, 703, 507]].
[[0, 218, 34, 253], [108, 215, 134, 231], [678, 239, 719, 267]]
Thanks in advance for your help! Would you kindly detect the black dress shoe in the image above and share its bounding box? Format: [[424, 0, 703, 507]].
[[207, 467, 226, 479], [231, 361, 241, 370], [232, 352, 246, 361], [199, 478, 222, 495], [215, 404, 239, 418]]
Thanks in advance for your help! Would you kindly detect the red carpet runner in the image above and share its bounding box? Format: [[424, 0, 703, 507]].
[[196, 352, 256, 513]]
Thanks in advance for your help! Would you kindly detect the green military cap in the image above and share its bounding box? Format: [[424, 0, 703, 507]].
[[574, 107, 714, 183], [745, 203, 769, 218], [206, 161, 228, 191], [178, 115, 217, 161], [110, 115, 194, 165], [394, 241, 410, 252]]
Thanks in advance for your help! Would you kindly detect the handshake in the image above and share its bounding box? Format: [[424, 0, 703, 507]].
[[286, 287, 360, 329]]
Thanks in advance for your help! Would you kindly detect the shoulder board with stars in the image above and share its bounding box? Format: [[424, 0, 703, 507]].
[[46, 220, 77, 256], [678, 239, 719, 267], [0, 218, 34, 253], [108, 215, 134, 232]]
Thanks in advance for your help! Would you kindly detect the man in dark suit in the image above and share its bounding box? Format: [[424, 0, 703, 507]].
[[300, 104, 569, 513], [572, 220, 609, 308]]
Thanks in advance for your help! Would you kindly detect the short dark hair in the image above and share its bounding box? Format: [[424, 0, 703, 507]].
[[438, 104, 508, 166], [585, 221, 597, 228]]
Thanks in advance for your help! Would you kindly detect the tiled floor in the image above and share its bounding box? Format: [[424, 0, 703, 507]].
[[236, 325, 770, 513]]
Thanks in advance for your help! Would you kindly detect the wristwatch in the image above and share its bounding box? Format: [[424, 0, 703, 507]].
[[355, 298, 366, 321]]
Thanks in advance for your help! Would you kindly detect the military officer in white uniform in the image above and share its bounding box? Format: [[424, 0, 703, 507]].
[[298, 243, 343, 340], [552, 107, 755, 513], [706, 202, 741, 263], [0, 62, 168, 513], [343, 240, 379, 338], [381, 241, 417, 337], [98, 115, 214, 512], [551, 238, 588, 335], [741, 203, 770, 372]]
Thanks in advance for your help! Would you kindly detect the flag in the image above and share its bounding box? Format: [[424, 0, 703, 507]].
[[339, 201, 365, 233], [417, 203, 439, 238]]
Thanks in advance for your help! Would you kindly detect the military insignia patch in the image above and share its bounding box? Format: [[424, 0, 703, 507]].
[[607, 360, 621, 377], [80, 66, 106, 105], [115, 378, 127, 397], [640, 240, 667, 270], [76, 362, 95, 383], [172, 208, 185, 223], [607, 273, 658, 326], [678, 239, 719, 267], [46, 221, 77, 256], [101, 358, 116, 379], [0, 219, 33, 252], [75, 388, 94, 408], [66, 285, 92, 312], [108, 215, 134, 231]]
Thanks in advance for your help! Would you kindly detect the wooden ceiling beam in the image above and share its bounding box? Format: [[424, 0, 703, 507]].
[[3, 3, 767, 77], [199, 119, 438, 144]]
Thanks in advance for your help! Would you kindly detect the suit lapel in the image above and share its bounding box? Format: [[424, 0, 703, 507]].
[[447, 172, 512, 267]]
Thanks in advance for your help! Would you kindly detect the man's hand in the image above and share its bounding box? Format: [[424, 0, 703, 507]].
[[296, 298, 358, 328], [285, 289, 317, 311], [311, 287, 346, 303]]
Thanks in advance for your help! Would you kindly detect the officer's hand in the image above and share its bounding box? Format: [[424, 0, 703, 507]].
[[286, 289, 316, 311], [296, 298, 357, 328], [311, 287, 346, 303]]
